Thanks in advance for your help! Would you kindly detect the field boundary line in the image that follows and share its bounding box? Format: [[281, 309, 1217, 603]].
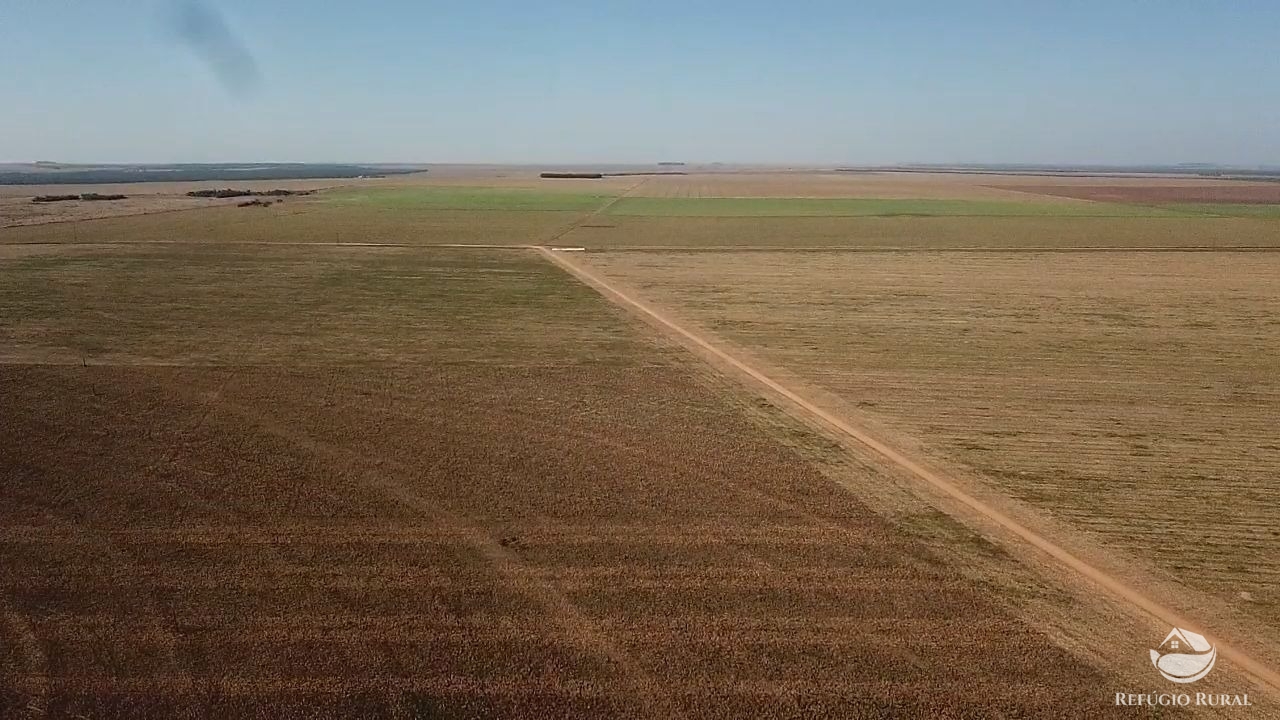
[[532, 244, 1280, 695]]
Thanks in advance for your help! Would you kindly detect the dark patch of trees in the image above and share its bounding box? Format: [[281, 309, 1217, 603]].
[[540, 172, 603, 179], [186, 188, 313, 198], [32, 193, 128, 203]]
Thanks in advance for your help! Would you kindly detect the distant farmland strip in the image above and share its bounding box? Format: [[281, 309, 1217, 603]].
[[604, 197, 1198, 218]]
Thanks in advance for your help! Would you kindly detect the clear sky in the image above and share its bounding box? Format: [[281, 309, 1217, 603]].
[[3, 0, 1279, 165]]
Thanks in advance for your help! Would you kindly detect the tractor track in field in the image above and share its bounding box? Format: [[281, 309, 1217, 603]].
[[533, 243, 1280, 697]]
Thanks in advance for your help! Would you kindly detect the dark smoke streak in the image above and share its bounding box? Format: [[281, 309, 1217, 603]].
[[172, 1, 260, 96]]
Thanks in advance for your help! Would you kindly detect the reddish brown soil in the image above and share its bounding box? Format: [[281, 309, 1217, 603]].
[[996, 183, 1280, 204], [0, 359, 1125, 718]]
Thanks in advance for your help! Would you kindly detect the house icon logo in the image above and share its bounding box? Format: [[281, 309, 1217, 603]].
[[1150, 628, 1217, 683]]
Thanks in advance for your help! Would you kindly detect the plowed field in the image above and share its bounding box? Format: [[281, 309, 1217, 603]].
[[0, 243, 1124, 718]]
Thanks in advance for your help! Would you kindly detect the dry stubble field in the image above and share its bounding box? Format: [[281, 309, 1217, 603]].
[[582, 249, 1280, 624], [0, 178, 374, 229], [0, 219, 1125, 717], [558, 177, 1280, 701], [3, 170, 1279, 717]]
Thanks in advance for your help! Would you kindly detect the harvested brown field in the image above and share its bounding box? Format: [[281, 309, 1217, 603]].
[[0, 194, 242, 229], [0, 200, 580, 249], [581, 248, 1280, 642], [981, 175, 1277, 188], [1, 242, 1130, 717], [998, 183, 1280, 204]]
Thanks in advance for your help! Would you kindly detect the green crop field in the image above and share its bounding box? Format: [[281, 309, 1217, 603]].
[[326, 188, 1208, 218], [326, 186, 614, 212], [1166, 203, 1280, 218]]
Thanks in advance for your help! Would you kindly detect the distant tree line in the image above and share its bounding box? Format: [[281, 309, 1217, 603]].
[[186, 188, 314, 198], [32, 193, 128, 203], [539, 171, 688, 179]]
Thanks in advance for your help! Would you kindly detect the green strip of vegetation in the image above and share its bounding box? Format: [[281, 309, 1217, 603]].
[[325, 186, 614, 212], [605, 197, 1200, 218]]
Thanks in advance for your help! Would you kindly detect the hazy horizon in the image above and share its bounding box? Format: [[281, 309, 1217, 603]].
[[5, 0, 1279, 166], [9, 160, 1280, 170]]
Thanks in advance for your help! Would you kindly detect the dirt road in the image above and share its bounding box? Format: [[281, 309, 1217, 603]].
[[533, 244, 1280, 696]]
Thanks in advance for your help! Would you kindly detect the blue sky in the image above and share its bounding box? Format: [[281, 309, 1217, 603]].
[[3, 0, 1279, 165]]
